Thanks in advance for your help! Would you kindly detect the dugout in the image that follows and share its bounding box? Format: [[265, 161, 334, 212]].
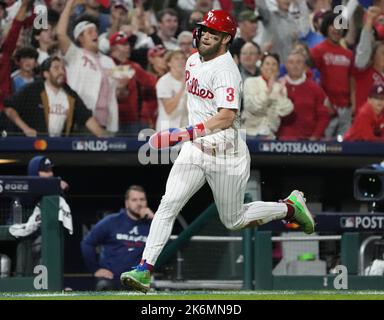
[[0, 176, 65, 291]]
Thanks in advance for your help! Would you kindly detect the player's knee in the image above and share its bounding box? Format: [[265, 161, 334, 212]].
[[158, 195, 184, 214], [222, 219, 244, 231]]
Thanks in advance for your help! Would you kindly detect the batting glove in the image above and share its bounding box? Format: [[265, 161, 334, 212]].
[[148, 123, 206, 150]]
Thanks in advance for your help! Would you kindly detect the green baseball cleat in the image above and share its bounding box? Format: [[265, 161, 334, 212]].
[[120, 268, 151, 293], [285, 190, 315, 234]]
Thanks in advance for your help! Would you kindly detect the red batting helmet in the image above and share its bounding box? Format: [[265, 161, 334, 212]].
[[196, 10, 237, 38], [193, 10, 237, 48]]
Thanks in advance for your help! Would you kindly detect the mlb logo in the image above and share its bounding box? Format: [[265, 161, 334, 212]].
[[340, 217, 355, 228], [72, 141, 85, 151], [260, 143, 270, 152]]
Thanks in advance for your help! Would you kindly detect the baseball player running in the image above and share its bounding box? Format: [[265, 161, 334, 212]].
[[121, 10, 315, 293]]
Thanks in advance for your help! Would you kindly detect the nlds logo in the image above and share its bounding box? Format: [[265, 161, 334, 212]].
[[72, 140, 108, 151]]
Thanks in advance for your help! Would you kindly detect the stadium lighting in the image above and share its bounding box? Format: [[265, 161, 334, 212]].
[[0, 159, 18, 164]]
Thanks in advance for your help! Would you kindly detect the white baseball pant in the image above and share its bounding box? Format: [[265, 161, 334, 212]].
[[142, 141, 287, 265]]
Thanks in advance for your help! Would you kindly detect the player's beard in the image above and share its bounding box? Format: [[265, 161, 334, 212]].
[[198, 40, 222, 60]]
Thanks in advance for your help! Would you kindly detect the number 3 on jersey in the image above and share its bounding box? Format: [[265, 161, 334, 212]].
[[226, 87, 235, 102]]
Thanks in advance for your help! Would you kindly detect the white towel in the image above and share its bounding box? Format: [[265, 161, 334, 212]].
[[58, 197, 73, 235]]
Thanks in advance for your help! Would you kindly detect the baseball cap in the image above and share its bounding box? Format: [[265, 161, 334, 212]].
[[113, 0, 128, 12], [27, 156, 54, 176], [147, 45, 167, 58], [238, 10, 261, 23], [73, 21, 97, 40], [39, 157, 54, 172], [109, 31, 135, 47], [369, 84, 384, 99]]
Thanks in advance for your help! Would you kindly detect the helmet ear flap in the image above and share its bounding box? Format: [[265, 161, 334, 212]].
[[192, 26, 202, 48]]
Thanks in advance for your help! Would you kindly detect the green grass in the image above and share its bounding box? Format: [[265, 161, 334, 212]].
[[1, 290, 384, 300]]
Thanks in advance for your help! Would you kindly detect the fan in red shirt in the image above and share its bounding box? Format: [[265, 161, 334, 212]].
[[353, 44, 384, 113], [0, 0, 30, 112], [278, 50, 330, 140], [353, 6, 384, 115], [344, 84, 384, 142], [109, 31, 158, 135], [310, 11, 353, 139], [140, 45, 168, 129]]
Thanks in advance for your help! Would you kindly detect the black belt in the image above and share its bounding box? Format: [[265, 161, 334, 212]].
[[193, 141, 234, 156]]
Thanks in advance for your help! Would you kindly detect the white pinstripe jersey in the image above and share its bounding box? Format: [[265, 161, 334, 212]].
[[185, 51, 242, 145]]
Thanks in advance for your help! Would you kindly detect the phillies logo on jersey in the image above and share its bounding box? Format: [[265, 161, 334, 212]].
[[323, 53, 351, 66], [185, 71, 214, 100], [81, 55, 97, 71]]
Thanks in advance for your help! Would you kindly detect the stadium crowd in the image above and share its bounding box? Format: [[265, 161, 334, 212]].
[[0, 0, 383, 141]]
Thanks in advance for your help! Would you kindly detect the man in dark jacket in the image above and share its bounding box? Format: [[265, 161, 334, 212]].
[[81, 185, 153, 290], [4, 56, 106, 137]]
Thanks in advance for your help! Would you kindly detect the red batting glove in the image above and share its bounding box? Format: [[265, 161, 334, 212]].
[[149, 123, 206, 150]]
